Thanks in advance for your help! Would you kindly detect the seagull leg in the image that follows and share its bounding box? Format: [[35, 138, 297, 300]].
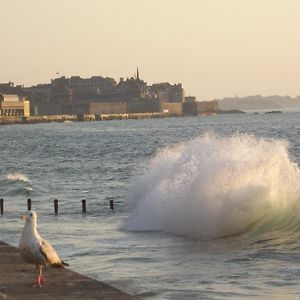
[[32, 265, 39, 287], [33, 265, 44, 287], [40, 266, 46, 284], [39, 265, 46, 285]]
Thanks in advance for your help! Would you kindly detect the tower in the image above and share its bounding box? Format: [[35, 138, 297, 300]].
[[136, 67, 140, 81]]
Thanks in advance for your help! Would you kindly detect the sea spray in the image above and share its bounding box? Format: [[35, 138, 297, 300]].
[[123, 134, 300, 238], [6, 173, 30, 183]]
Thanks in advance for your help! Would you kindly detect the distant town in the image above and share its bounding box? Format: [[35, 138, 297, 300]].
[[0, 69, 219, 119]]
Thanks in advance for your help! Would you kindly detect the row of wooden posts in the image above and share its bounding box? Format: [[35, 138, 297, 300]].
[[0, 198, 114, 214]]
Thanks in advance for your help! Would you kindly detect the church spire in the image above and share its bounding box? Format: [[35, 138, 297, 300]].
[[136, 67, 140, 80]]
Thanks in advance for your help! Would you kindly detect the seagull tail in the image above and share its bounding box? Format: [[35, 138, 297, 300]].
[[52, 261, 70, 268], [62, 261, 70, 267]]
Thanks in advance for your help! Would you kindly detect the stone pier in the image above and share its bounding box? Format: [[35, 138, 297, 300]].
[[0, 241, 138, 300]]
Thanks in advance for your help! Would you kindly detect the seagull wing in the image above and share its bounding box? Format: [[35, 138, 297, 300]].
[[39, 239, 67, 267]]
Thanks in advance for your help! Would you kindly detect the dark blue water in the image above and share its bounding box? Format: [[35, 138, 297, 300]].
[[1, 113, 300, 299]]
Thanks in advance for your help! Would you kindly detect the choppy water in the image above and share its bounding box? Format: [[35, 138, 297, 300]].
[[1, 113, 300, 299]]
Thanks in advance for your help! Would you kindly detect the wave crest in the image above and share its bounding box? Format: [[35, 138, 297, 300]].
[[0, 172, 32, 196], [123, 134, 300, 239], [6, 173, 30, 183]]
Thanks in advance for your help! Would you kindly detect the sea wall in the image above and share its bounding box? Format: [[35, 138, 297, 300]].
[[89, 102, 128, 114], [163, 102, 183, 116], [0, 112, 170, 125], [183, 100, 219, 115]]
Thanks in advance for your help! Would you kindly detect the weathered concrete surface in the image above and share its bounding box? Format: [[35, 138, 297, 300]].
[[0, 241, 138, 300]]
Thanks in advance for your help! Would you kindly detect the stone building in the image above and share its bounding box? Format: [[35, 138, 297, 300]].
[[68, 76, 117, 99], [16, 69, 204, 116], [113, 69, 148, 101], [50, 77, 73, 114], [148, 82, 185, 103], [185, 96, 196, 103], [23, 84, 51, 115]]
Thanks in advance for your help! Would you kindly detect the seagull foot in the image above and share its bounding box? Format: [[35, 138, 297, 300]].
[[32, 275, 45, 288], [32, 283, 42, 288]]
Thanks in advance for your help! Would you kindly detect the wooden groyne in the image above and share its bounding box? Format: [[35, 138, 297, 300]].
[[0, 198, 115, 214], [0, 112, 171, 125], [0, 241, 138, 299]]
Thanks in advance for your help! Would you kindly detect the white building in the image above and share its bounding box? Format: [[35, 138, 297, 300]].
[[0, 94, 30, 117]]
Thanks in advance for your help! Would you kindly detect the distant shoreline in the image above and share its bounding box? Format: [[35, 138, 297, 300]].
[[0, 109, 249, 126], [0, 112, 167, 125]]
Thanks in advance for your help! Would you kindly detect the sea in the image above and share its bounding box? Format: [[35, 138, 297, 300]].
[[1, 112, 300, 299]]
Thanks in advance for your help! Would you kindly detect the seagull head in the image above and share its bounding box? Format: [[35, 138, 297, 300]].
[[21, 210, 38, 224]]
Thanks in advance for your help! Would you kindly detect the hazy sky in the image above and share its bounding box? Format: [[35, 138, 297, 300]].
[[1, 0, 300, 100]]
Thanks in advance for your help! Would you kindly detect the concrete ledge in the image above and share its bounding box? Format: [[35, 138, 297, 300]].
[[0, 241, 138, 299]]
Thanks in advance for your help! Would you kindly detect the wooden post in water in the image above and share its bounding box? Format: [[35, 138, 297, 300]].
[[27, 199, 32, 211], [82, 199, 86, 213], [0, 199, 3, 214], [54, 199, 58, 214], [109, 199, 114, 210]]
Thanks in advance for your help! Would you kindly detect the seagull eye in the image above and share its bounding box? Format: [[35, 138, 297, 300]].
[[30, 213, 33, 217]]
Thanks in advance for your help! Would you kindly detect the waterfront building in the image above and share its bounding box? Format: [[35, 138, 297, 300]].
[[50, 77, 73, 114], [4, 69, 210, 116], [148, 83, 185, 103], [114, 76, 148, 101], [23, 84, 52, 115], [0, 94, 30, 117], [68, 76, 117, 99], [0, 82, 23, 95], [185, 96, 197, 103]]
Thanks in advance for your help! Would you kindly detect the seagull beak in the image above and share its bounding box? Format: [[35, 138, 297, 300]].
[[20, 215, 27, 221]]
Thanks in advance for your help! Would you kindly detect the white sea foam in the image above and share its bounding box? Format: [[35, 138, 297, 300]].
[[6, 173, 30, 183], [123, 134, 300, 238]]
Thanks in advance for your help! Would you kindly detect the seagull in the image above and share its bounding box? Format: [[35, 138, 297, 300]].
[[19, 210, 69, 287]]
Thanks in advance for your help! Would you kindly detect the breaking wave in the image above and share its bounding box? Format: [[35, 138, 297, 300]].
[[0, 172, 33, 196], [5, 173, 30, 183], [123, 134, 300, 239]]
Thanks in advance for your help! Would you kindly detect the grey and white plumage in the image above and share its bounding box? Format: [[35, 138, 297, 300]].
[[19, 210, 68, 286]]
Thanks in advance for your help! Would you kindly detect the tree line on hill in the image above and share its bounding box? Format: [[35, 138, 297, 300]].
[[217, 95, 300, 111]]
